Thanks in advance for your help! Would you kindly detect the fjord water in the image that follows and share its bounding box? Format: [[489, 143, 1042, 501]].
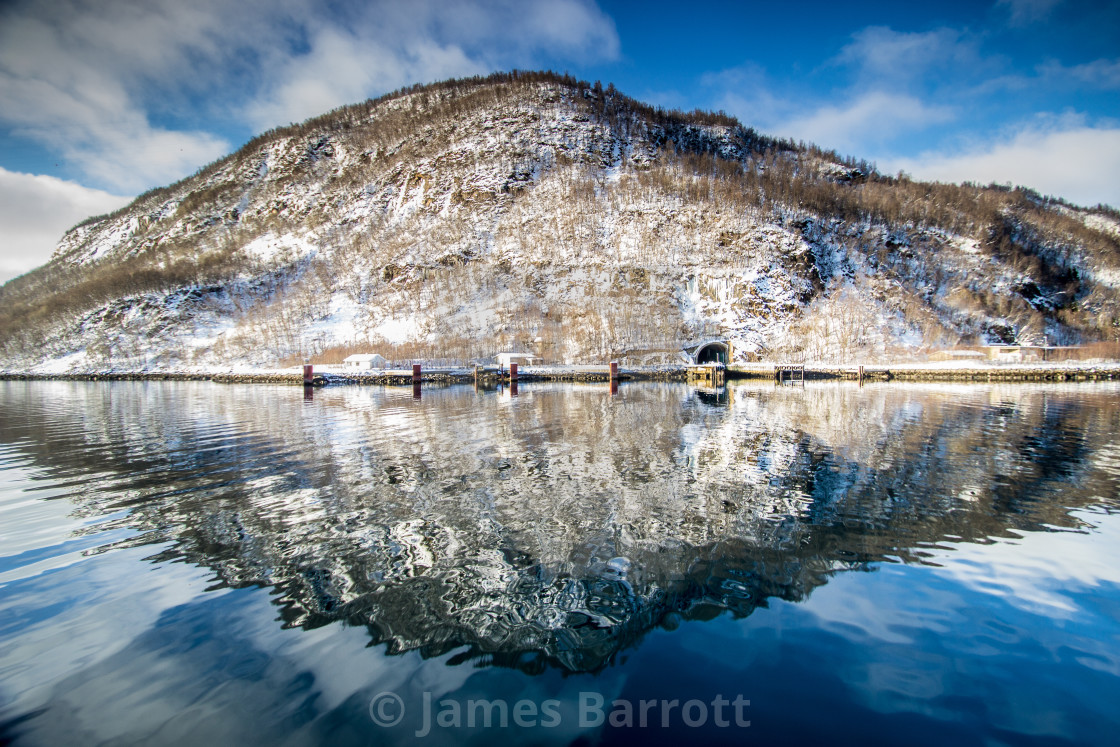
[[1, 380, 1118, 746]]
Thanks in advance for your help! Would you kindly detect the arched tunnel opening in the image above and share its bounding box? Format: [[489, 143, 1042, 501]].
[[695, 343, 728, 364]]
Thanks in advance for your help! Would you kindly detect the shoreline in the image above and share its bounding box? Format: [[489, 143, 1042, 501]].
[[2, 362, 1120, 385], [726, 363, 1120, 383]]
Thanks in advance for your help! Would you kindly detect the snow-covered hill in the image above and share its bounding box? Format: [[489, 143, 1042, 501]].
[[2, 71, 1118, 372]]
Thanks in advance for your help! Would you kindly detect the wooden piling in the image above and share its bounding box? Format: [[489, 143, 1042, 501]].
[[774, 364, 805, 384], [303, 362, 314, 385]]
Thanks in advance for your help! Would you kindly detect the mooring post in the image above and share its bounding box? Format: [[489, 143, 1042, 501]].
[[510, 362, 518, 382], [303, 359, 313, 386], [610, 361, 618, 380]]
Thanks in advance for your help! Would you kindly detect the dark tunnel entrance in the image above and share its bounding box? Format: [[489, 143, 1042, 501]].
[[695, 343, 728, 364]]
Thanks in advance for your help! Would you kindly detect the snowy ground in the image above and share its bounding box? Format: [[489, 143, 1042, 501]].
[[6, 360, 1120, 379]]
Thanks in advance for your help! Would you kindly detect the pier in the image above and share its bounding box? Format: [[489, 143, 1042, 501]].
[[774, 364, 805, 384], [4, 363, 1120, 386], [724, 364, 1120, 383], [686, 364, 725, 386]]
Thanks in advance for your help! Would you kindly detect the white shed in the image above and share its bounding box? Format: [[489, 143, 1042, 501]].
[[343, 353, 388, 370], [495, 352, 538, 368]]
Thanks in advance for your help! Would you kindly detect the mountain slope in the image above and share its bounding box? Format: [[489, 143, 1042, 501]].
[[2, 70, 1119, 371]]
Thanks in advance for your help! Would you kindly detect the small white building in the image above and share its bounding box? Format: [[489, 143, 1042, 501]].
[[982, 345, 1044, 362], [494, 352, 538, 368], [343, 353, 388, 370]]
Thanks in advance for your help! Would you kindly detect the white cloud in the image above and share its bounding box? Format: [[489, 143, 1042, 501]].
[[708, 26, 976, 157], [435, 0, 619, 59], [835, 26, 986, 88], [703, 22, 1120, 208], [770, 92, 955, 155], [243, 22, 486, 132], [0, 0, 256, 192], [0, 167, 131, 284], [0, 63, 231, 191], [714, 73, 955, 158], [1038, 58, 1120, 90], [997, 0, 1064, 25], [0, 0, 619, 189], [242, 0, 618, 132], [889, 123, 1120, 208]]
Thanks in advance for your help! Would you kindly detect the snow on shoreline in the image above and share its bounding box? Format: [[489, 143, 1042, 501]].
[[4, 360, 1120, 379]]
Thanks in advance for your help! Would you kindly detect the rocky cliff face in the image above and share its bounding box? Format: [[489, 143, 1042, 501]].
[[2, 71, 1119, 371]]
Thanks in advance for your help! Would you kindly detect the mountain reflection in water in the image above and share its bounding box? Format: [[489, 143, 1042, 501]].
[[0, 380, 1117, 676]]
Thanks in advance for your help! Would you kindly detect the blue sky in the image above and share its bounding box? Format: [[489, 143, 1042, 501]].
[[1, 0, 1118, 282]]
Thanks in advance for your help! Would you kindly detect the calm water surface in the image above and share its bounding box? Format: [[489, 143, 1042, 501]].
[[0, 379, 1118, 746]]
